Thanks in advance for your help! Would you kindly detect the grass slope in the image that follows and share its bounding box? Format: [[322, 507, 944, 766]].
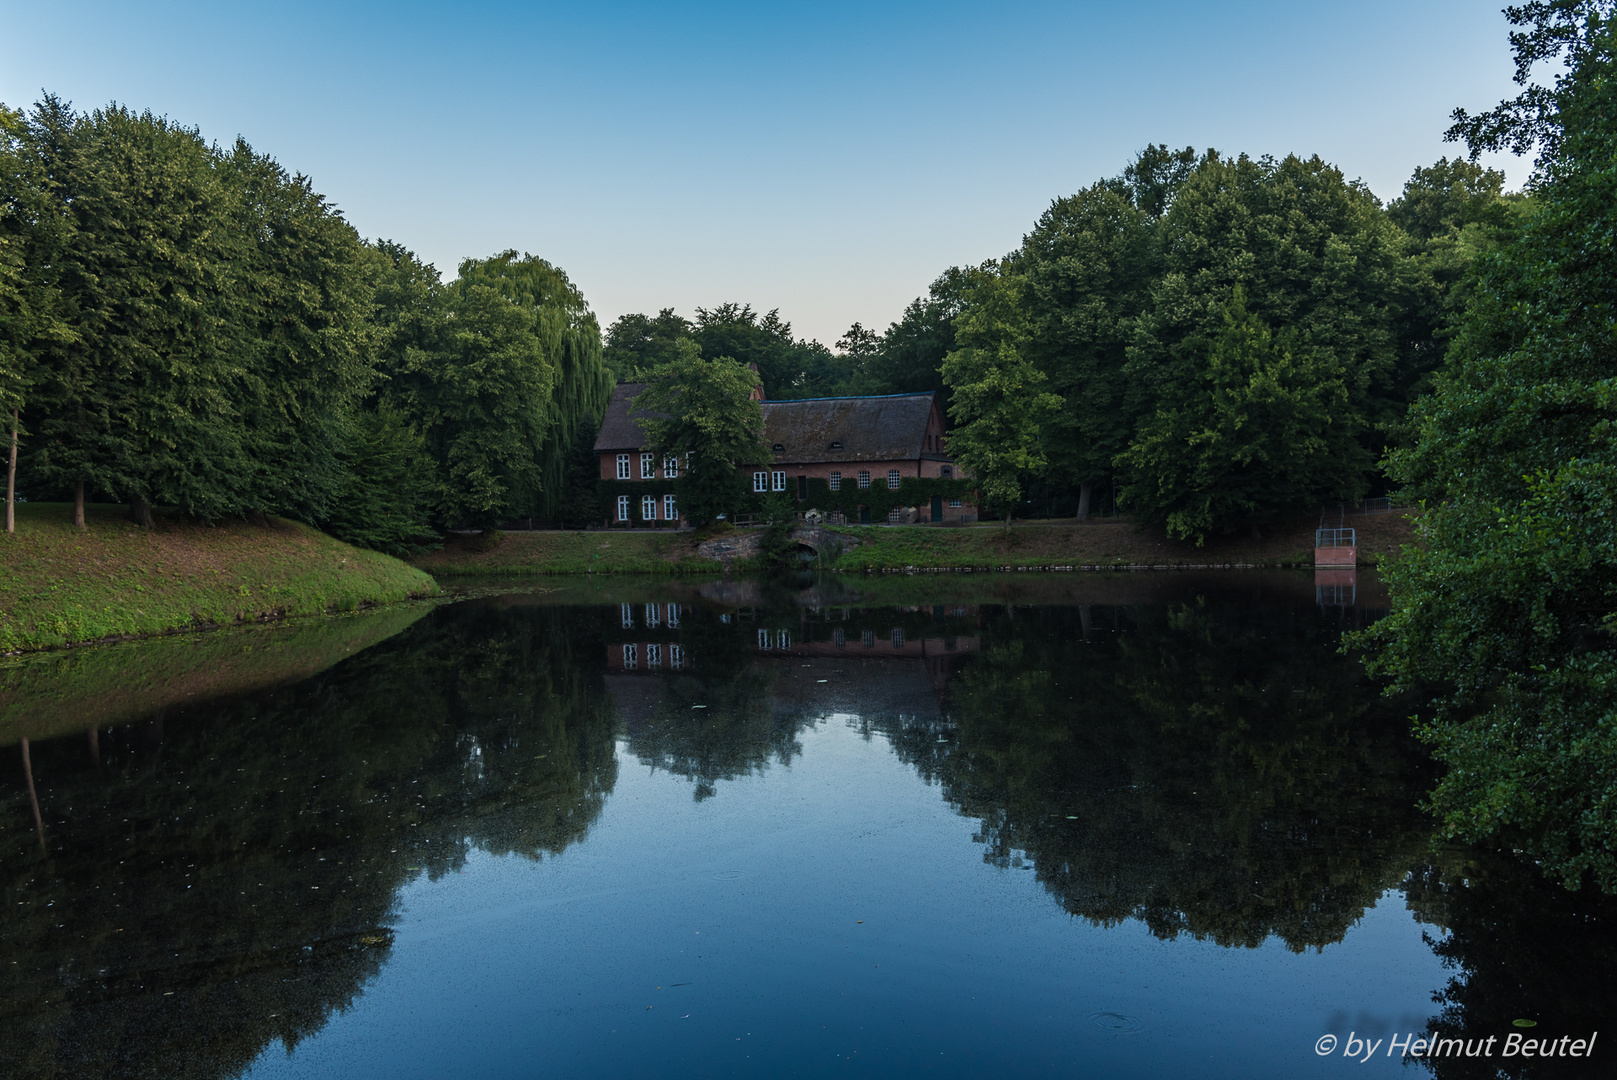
[[826, 513, 1416, 571], [417, 513, 1416, 576], [411, 529, 718, 576], [0, 503, 440, 653]]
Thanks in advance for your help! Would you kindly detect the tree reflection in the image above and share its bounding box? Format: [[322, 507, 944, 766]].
[[882, 596, 1435, 951], [1403, 851, 1617, 1078], [0, 604, 617, 1080]]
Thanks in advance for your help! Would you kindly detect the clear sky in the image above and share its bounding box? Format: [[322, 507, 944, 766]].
[[2, 1, 1525, 345]]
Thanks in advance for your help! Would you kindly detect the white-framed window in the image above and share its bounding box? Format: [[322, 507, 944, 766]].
[[949, 498, 962, 508], [622, 643, 637, 670], [616, 453, 631, 480], [645, 603, 659, 628], [861, 630, 875, 647], [670, 644, 685, 670], [641, 495, 656, 520], [757, 629, 772, 650], [829, 471, 841, 491], [664, 494, 677, 521], [664, 455, 679, 478], [641, 452, 656, 479], [753, 471, 767, 493], [891, 628, 905, 648], [777, 630, 792, 649], [771, 471, 785, 492], [621, 602, 633, 629], [887, 507, 904, 523], [616, 495, 630, 522], [647, 643, 662, 668], [666, 603, 680, 628], [857, 470, 870, 489], [833, 628, 845, 647], [887, 469, 901, 488]]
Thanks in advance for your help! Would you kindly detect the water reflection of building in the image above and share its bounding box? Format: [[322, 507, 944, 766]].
[[603, 603, 981, 721]]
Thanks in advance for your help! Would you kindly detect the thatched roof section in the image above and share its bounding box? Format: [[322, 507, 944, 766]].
[[593, 383, 654, 452]]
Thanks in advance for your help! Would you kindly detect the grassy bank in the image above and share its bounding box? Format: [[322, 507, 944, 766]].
[[0, 503, 440, 653], [825, 513, 1416, 572], [411, 528, 721, 577], [417, 513, 1417, 577]]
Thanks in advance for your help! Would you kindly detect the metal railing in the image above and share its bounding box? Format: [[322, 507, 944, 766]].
[[1315, 527, 1357, 549]]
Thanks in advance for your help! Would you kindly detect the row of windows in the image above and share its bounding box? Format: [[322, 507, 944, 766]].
[[616, 453, 682, 480], [622, 602, 681, 630], [756, 628, 908, 648], [617, 494, 678, 522], [621, 642, 685, 670]]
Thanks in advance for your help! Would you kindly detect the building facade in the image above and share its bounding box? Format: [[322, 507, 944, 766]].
[[593, 383, 977, 526]]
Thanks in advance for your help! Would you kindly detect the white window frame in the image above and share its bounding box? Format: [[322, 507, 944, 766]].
[[641, 495, 656, 520], [616, 453, 631, 480], [616, 495, 630, 522], [828, 471, 841, 491], [887, 506, 904, 523], [776, 630, 792, 650], [861, 629, 875, 648], [664, 455, 679, 478], [670, 644, 685, 670], [622, 643, 637, 670], [949, 498, 962, 508], [666, 603, 680, 628], [641, 453, 656, 479], [645, 603, 659, 628], [887, 469, 901, 488], [757, 629, 772, 650], [892, 628, 905, 648], [664, 494, 677, 521], [771, 470, 785, 492], [647, 643, 662, 668], [621, 602, 633, 629], [753, 471, 767, 493], [857, 470, 870, 489], [833, 628, 846, 647]]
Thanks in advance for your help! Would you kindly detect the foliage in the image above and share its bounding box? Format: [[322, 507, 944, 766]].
[[631, 349, 766, 526], [941, 266, 1062, 524], [1362, 1, 1617, 890], [601, 307, 694, 380], [1120, 289, 1369, 543]]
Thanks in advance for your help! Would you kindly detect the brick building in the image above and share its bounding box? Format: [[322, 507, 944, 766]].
[[593, 382, 977, 526]]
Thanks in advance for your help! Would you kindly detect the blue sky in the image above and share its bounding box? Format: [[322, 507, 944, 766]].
[[3, 1, 1524, 344]]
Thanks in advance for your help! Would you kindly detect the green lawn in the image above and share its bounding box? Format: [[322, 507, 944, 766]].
[[0, 503, 439, 653]]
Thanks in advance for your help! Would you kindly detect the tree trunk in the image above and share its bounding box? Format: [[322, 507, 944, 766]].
[[21, 737, 46, 855], [131, 494, 152, 528], [74, 478, 85, 529], [1075, 481, 1093, 521], [5, 408, 16, 534]]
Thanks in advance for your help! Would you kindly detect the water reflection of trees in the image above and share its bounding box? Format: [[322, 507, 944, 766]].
[[0, 604, 617, 1080], [1403, 852, 1617, 1079], [881, 598, 1435, 951]]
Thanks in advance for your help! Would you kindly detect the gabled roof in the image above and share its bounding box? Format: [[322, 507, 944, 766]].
[[593, 383, 654, 452], [594, 384, 947, 464], [761, 392, 940, 464]]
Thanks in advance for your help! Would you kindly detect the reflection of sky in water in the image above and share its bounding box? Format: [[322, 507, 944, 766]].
[[245, 721, 1443, 1080]]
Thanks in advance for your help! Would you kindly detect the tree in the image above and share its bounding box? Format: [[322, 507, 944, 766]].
[[1018, 178, 1157, 517], [631, 346, 765, 526], [1362, 0, 1617, 891], [691, 302, 840, 399], [1119, 289, 1370, 543], [602, 308, 694, 381], [940, 267, 1062, 529]]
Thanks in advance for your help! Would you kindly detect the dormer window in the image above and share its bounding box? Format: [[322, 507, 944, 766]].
[[772, 443, 785, 453], [829, 440, 843, 450], [941, 466, 953, 478]]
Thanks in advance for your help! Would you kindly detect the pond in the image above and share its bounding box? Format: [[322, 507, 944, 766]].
[[3, 571, 1613, 1079]]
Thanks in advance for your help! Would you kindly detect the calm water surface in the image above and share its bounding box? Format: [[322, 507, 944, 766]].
[[3, 572, 1613, 1079]]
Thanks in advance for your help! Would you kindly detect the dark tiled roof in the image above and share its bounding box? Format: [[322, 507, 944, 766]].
[[594, 385, 945, 464], [593, 383, 654, 451], [763, 393, 937, 463]]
